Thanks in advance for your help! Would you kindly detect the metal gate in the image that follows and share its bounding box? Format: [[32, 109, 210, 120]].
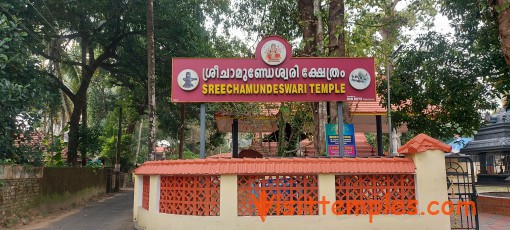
[[445, 156, 479, 230]]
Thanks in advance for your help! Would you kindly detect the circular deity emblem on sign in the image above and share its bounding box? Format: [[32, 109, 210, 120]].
[[177, 69, 199, 91], [349, 68, 371, 90], [261, 40, 287, 66]]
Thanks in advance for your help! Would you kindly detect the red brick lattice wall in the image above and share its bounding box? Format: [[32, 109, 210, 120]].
[[335, 174, 416, 214], [159, 175, 220, 216], [238, 175, 319, 216], [142, 176, 150, 210]]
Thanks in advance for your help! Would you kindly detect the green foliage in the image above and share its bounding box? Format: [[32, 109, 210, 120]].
[[374, 0, 510, 138], [43, 136, 67, 167], [100, 134, 133, 171], [381, 32, 497, 139], [0, 8, 60, 165], [207, 128, 226, 153], [364, 133, 388, 153], [13, 144, 44, 166], [345, 0, 436, 70], [440, 0, 510, 95], [228, 1, 300, 42], [77, 125, 103, 160], [168, 150, 199, 160]]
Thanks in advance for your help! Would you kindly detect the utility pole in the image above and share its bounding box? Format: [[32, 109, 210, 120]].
[[387, 45, 403, 156], [114, 107, 122, 192]]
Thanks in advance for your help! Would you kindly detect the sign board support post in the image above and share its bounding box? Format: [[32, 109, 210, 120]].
[[200, 103, 206, 159], [376, 115, 384, 156], [338, 102, 345, 157], [232, 119, 239, 158]]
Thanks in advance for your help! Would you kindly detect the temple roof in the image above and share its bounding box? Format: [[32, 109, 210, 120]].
[[461, 122, 510, 154]]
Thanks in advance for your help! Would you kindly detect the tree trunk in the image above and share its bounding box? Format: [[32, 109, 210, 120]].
[[328, 0, 345, 123], [80, 32, 89, 167], [135, 119, 143, 165], [277, 103, 286, 156], [56, 54, 72, 134], [60, 106, 66, 135], [49, 110, 54, 166], [80, 93, 88, 167], [298, 0, 318, 56], [125, 120, 137, 135], [178, 104, 185, 159], [67, 25, 90, 166], [314, 0, 327, 155], [298, 0, 322, 156], [497, 1, 510, 70], [116, 107, 122, 168], [314, 0, 324, 54], [67, 100, 82, 166], [311, 102, 321, 156], [67, 72, 92, 166], [147, 0, 157, 161]]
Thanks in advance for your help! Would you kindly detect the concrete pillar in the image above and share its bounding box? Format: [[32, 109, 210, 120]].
[[149, 175, 161, 213], [318, 174, 336, 216], [133, 174, 143, 221], [410, 150, 450, 216], [220, 174, 238, 218], [398, 133, 452, 229]]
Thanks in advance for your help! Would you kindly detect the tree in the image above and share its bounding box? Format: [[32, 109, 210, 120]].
[[441, 0, 510, 95], [11, 0, 146, 166], [387, 32, 497, 138], [489, 1, 510, 73], [0, 5, 60, 164], [381, 0, 510, 138], [146, 0, 156, 161]]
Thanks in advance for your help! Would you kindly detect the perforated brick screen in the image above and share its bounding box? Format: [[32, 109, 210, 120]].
[[159, 175, 220, 216]]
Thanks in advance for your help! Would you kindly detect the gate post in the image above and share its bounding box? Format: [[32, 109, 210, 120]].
[[398, 133, 452, 230]]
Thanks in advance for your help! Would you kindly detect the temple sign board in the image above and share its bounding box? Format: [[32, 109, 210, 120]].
[[171, 36, 376, 103], [171, 35, 376, 158]]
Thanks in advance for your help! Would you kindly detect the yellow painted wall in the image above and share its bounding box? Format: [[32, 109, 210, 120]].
[[134, 149, 451, 230], [137, 207, 451, 230]]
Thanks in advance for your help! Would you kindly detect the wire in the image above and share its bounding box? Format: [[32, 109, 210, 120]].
[[40, 0, 57, 25], [26, 0, 59, 34], [0, 5, 45, 44]]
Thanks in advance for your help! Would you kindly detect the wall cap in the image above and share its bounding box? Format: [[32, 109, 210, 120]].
[[398, 133, 452, 155], [134, 157, 416, 176]]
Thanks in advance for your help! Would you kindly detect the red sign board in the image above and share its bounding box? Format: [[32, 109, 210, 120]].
[[171, 36, 375, 103]]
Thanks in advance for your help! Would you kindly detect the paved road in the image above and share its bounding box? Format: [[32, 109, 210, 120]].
[[32, 189, 133, 230], [479, 212, 510, 230]]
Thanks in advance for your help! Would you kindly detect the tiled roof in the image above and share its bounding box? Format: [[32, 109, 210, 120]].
[[155, 146, 168, 153], [348, 96, 411, 116], [134, 157, 415, 175], [14, 131, 45, 148], [348, 96, 387, 115], [207, 153, 232, 159], [398, 133, 452, 154]]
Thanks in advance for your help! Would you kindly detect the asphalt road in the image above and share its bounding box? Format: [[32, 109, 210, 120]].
[[33, 189, 134, 230]]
